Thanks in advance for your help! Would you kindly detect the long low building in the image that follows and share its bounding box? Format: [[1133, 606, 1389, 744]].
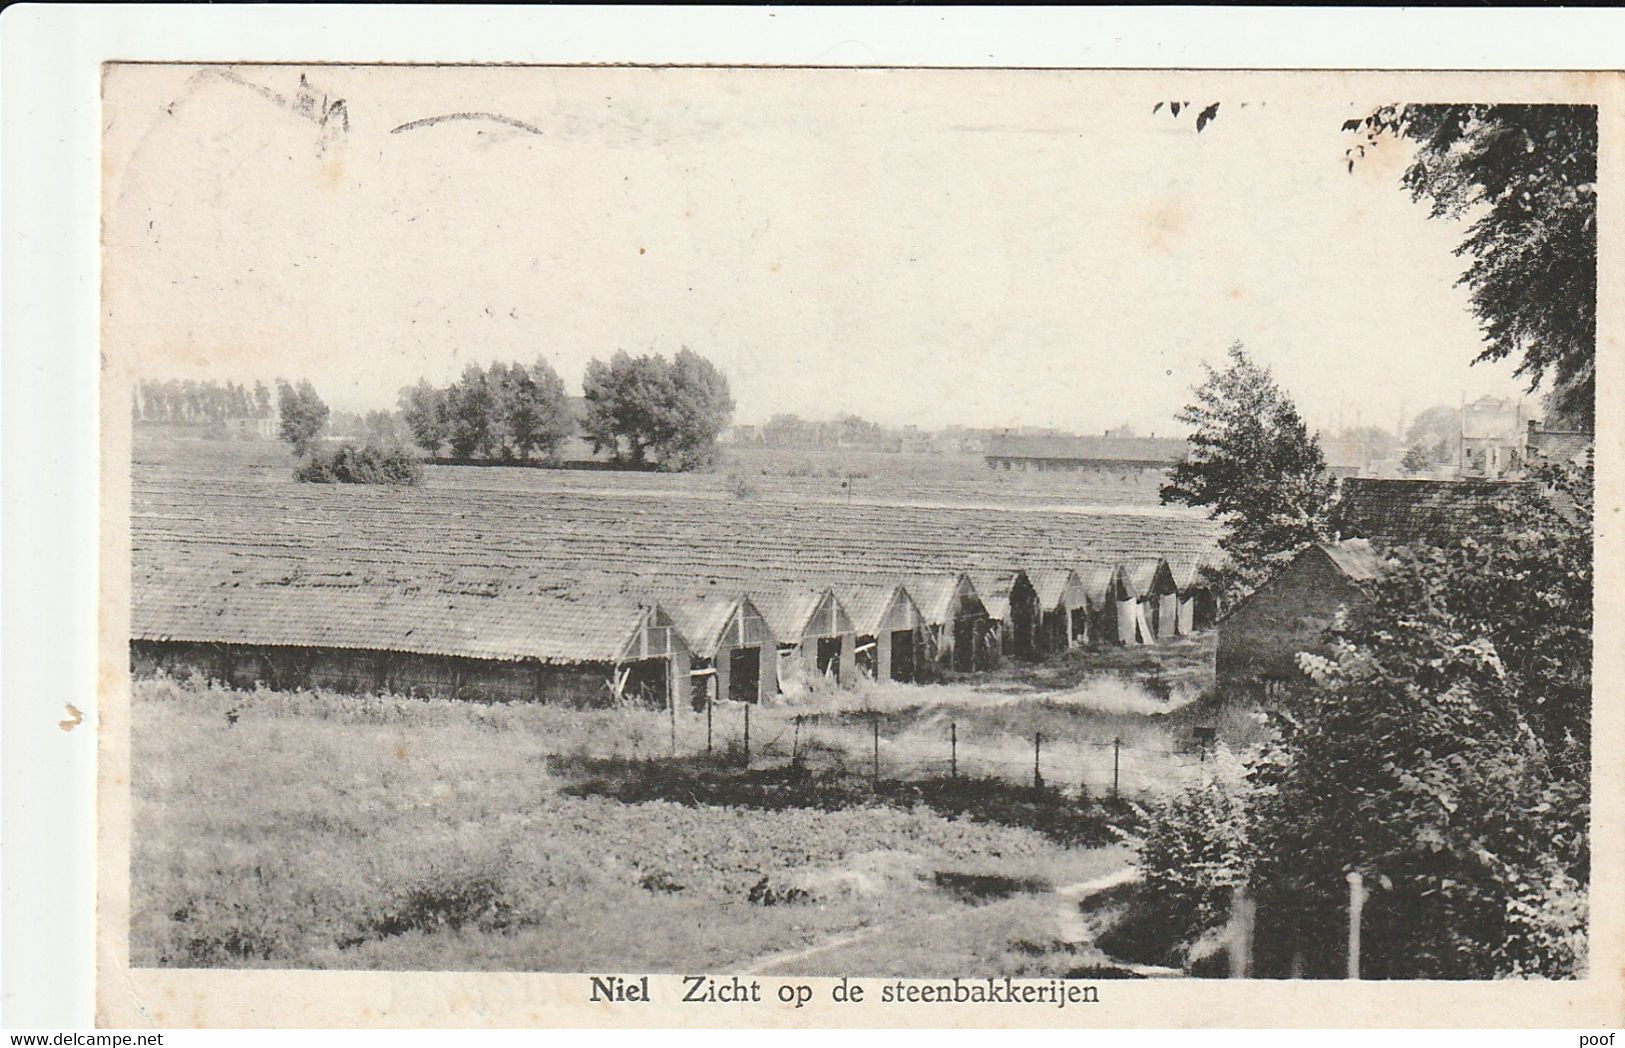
[[132, 573, 689, 708]]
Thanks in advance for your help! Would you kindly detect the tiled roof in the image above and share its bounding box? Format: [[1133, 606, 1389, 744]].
[[1317, 538, 1386, 582], [650, 589, 750, 657], [967, 571, 1022, 620], [984, 434, 1187, 464], [1332, 477, 1534, 548], [1077, 564, 1117, 607], [132, 570, 669, 664], [751, 586, 849, 643], [902, 573, 976, 624], [1027, 567, 1087, 610], [835, 583, 903, 636]]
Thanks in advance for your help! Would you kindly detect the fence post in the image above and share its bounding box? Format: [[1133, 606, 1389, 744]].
[[743, 702, 751, 767], [871, 716, 880, 788], [1033, 732, 1043, 789], [705, 693, 713, 756], [1112, 736, 1121, 797], [792, 715, 801, 768], [950, 722, 957, 780], [1346, 871, 1365, 980], [669, 689, 677, 758], [1228, 885, 1255, 978]]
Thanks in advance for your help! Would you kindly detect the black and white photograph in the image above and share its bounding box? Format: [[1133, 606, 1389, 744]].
[[88, 56, 1612, 1024]]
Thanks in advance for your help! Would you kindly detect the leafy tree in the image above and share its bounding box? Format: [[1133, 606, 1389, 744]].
[[398, 380, 448, 455], [442, 364, 497, 460], [1347, 105, 1596, 428], [582, 348, 734, 471], [1400, 444, 1432, 474], [490, 359, 574, 462], [1246, 464, 1591, 978], [253, 380, 272, 419], [1161, 343, 1335, 601], [275, 378, 329, 455], [1404, 404, 1460, 463]]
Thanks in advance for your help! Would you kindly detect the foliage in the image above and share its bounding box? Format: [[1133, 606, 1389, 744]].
[[1400, 444, 1432, 474], [1114, 751, 1252, 966], [1346, 105, 1597, 427], [1404, 404, 1461, 463], [399, 360, 575, 462], [134, 378, 275, 425], [582, 348, 735, 471], [1246, 463, 1592, 978], [398, 379, 449, 455], [1160, 343, 1335, 602], [294, 441, 424, 486], [275, 378, 330, 455]]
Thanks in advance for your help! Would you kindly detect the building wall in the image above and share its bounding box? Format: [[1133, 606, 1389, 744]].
[[1215, 552, 1362, 688], [129, 639, 666, 708]]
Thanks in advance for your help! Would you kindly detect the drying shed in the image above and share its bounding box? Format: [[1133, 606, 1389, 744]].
[[1165, 554, 1219, 635], [836, 582, 927, 683], [968, 570, 1042, 659], [1027, 567, 1091, 652], [129, 575, 690, 708], [753, 586, 857, 694], [903, 573, 995, 673], [660, 590, 778, 706], [1215, 539, 1387, 695], [1101, 560, 1161, 645]]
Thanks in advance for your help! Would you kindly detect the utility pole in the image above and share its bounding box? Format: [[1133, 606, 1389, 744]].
[[1112, 736, 1122, 798]]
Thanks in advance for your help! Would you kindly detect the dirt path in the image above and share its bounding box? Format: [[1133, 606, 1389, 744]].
[[738, 864, 1148, 977]]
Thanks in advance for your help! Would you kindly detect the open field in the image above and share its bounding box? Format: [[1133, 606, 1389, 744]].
[[132, 435, 1221, 600], [133, 677, 1163, 972], [132, 434, 1176, 512]]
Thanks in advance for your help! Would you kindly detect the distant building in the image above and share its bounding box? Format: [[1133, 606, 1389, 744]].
[[1216, 539, 1387, 693], [1526, 419, 1593, 468], [1331, 477, 1536, 549], [983, 432, 1186, 473], [1457, 396, 1531, 479], [226, 417, 277, 439]]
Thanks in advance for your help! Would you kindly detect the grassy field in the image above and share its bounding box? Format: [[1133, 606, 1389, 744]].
[[130, 676, 1171, 972]]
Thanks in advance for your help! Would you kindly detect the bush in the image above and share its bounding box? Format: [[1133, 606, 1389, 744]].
[[295, 442, 424, 486], [1120, 767, 1251, 965], [724, 471, 761, 500]]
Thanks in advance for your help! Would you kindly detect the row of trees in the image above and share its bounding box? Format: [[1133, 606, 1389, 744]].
[[133, 379, 273, 424], [398, 349, 734, 472]]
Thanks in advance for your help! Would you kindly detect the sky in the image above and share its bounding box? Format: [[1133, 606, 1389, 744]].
[[102, 65, 1534, 437]]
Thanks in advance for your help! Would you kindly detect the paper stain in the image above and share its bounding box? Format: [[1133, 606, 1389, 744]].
[[60, 703, 84, 732]]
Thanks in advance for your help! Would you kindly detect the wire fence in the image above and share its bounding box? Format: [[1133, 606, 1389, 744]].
[[637, 701, 1220, 801]]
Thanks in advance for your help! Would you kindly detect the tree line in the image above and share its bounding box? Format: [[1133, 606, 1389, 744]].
[[133, 379, 273, 423], [398, 348, 734, 472]]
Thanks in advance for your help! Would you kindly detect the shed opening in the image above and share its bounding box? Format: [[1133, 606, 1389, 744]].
[[729, 646, 761, 703]]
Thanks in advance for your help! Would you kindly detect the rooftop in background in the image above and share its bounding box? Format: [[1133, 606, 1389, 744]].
[[1332, 477, 1535, 549], [983, 432, 1187, 466]]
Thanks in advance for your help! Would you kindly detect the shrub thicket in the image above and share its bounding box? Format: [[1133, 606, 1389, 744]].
[[295, 441, 424, 486]]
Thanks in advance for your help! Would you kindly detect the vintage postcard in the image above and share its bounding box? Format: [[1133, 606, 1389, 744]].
[[95, 62, 1622, 1027]]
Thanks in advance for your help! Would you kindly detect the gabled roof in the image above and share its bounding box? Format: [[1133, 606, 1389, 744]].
[[1332, 477, 1534, 548], [902, 573, 984, 625], [1027, 567, 1088, 610], [132, 572, 681, 665], [1111, 558, 1176, 600], [1077, 564, 1117, 607], [835, 583, 922, 636], [655, 589, 774, 658], [752, 586, 851, 643], [1317, 538, 1386, 582], [967, 570, 1026, 621]]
